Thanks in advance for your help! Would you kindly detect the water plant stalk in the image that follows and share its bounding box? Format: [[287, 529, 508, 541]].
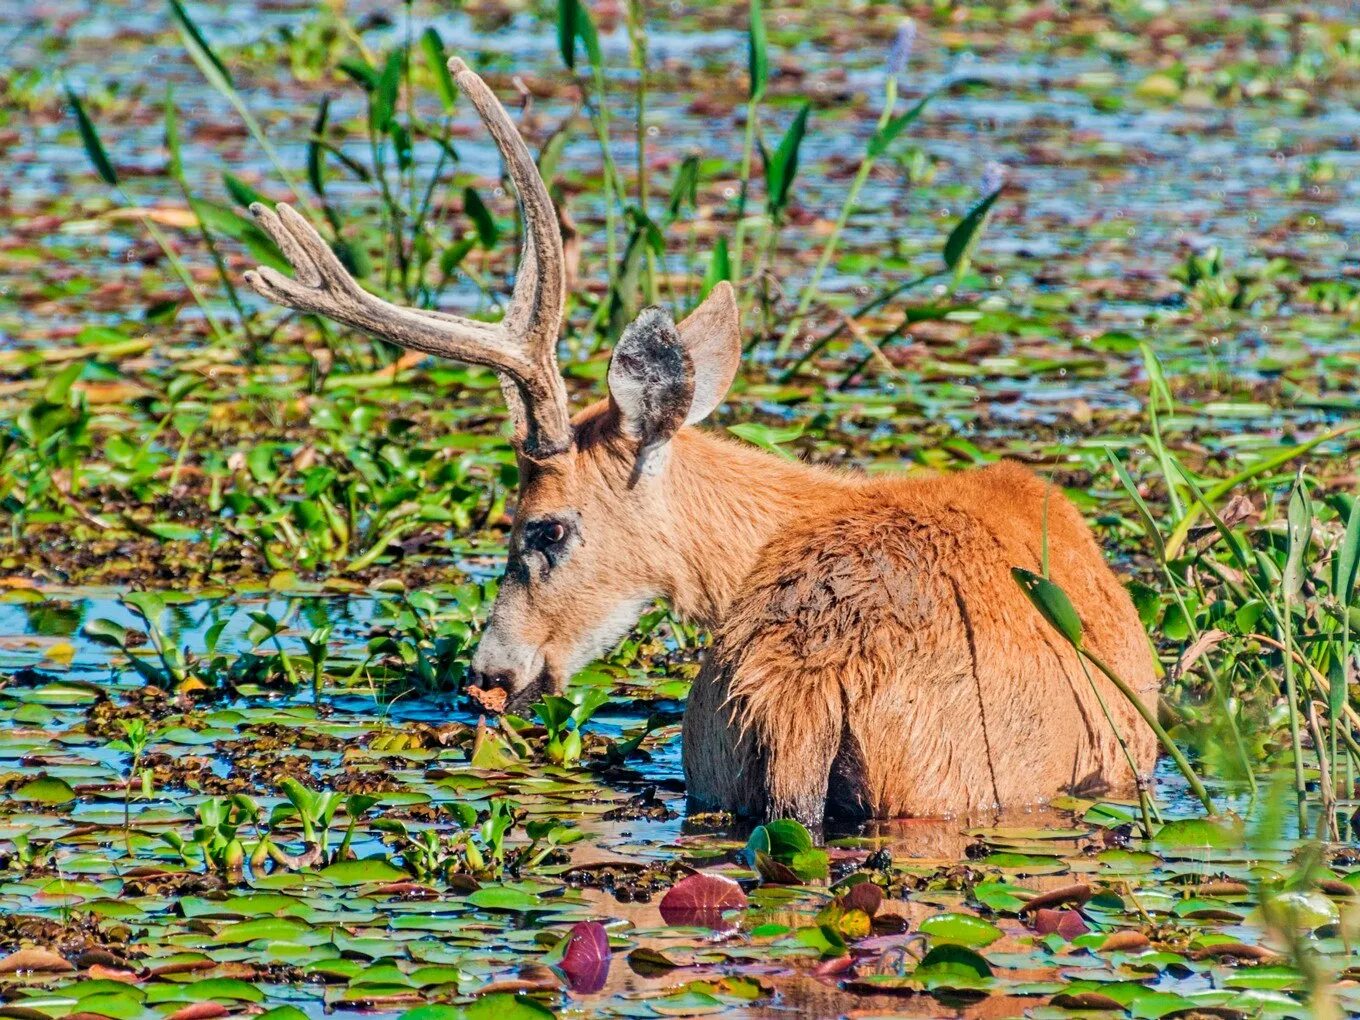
[[730, 0, 766, 294], [775, 79, 904, 356]]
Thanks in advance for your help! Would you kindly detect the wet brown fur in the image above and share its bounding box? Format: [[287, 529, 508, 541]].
[[530, 402, 1157, 825]]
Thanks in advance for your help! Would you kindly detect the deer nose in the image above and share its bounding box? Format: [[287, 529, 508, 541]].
[[466, 666, 517, 692]]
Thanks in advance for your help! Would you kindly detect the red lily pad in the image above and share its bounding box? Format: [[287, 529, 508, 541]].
[[1033, 908, 1089, 940], [658, 872, 748, 928], [559, 921, 610, 994]]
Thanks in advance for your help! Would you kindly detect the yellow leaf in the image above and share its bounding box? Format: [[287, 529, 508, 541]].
[[838, 909, 871, 939]]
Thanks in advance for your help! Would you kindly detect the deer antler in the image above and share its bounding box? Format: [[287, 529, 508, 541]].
[[242, 58, 572, 458]]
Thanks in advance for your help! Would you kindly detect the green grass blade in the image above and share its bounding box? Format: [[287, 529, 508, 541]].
[[764, 103, 810, 217], [1011, 568, 1083, 646], [1106, 450, 1166, 562], [943, 187, 1002, 274], [420, 28, 459, 112], [169, 0, 312, 213], [747, 0, 768, 103], [1164, 422, 1360, 558], [64, 84, 119, 187], [167, 0, 232, 85]]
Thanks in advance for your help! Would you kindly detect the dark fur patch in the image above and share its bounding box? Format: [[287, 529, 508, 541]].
[[608, 306, 695, 449], [825, 703, 872, 823]]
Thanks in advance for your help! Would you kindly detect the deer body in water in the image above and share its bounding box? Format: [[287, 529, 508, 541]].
[[244, 58, 1159, 825]]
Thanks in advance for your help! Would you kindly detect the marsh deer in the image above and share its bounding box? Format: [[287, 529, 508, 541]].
[[244, 58, 1158, 824]]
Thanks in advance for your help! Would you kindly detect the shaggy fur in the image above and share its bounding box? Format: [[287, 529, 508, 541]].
[[679, 455, 1157, 824], [507, 398, 1157, 824]]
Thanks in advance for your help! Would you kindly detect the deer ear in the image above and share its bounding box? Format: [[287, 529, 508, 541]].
[[607, 283, 742, 450], [675, 281, 741, 425], [608, 306, 692, 450]]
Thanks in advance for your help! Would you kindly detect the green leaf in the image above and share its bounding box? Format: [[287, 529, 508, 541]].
[[306, 96, 330, 201], [759, 818, 814, 858], [764, 103, 811, 217], [1011, 567, 1084, 647], [867, 93, 931, 159], [320, 858, 409, 886], [439, 237, 477, 280], [789, 848, 829, 881], [42, 360, 84, 404], [794, 923, 847, 957], [462, 186, 500, 248], [213, 917, 311, 944], [747, 0, 768, 102], [84, 618, 130, 648], [557, 0, 601, 71], [372, 48, 402, 134], [666, 154, 700, 220], [158, 978, 264, 1004], [1333, 498, 1360, 603], [465, 994, 556, 1019], [557, 0, 579, 70], [339, 56, 379, 91], [1139, 342, 1175, 415], [1106, 451, 1165, 561], [70, 993, 144, 1020], [398, 1007, 467, 1020], [64, 84, 119, 187], [913, 943, 994, 991], [466, 887, 543, 912], [246, 444, 278, 483], [13, 775, 77, 805], [701, 236, 731, 299], [1151, 817, 1243, 850], [392, 123, 413, 171], [164, 85, 182, 179], [918, 912, 1003, 947], [943, 187, 1002, 271], [168, 0, 234, 88], [223, 172, 268, 211], [1282, 474, 1313, 601], [726, 422, 803, 459], [420, 28, 459, 112], [143, 522, 200, 542], [971, 881, 1028, 913]]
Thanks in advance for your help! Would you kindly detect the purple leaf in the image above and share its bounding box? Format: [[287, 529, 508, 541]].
[[1033, 908, 1089, 941], [658, 872, 748, 929], [559, 921, 610, 993]]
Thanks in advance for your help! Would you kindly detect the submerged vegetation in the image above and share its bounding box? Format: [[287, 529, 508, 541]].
[[0, 0, 1358, 1017]]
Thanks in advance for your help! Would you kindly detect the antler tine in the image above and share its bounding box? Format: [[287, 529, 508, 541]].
[[447, 58, 565, 355], [241, 61, 574, 458]]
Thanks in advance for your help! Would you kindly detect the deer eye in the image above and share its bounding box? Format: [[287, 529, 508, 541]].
[[522, 518, 571, 569]]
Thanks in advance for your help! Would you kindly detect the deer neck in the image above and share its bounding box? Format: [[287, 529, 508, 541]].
[[660, 427, 849, 627]]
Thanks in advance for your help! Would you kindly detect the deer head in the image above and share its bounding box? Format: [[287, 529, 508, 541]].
[[244, 58, 745, 709]]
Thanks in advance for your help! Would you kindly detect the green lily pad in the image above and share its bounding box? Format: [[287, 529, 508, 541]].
[[321, 857, 409, 885], [919, 912, 1003, 947], [465, 887, 544, 912], [12, 776, 76, 804]]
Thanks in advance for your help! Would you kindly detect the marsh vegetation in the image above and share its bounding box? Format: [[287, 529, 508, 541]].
[[0, 1, 1358, 1017]]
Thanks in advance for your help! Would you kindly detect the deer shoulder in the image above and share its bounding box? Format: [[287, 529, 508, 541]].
[[684, 462, 1158, 825]]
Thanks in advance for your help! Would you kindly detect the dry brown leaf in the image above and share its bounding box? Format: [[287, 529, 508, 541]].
[[1019, 882, 1093, 913], [97, 207, 199, 229], [1170, 628, 1228, 682], [0, 947, 75, 974], [166, 1003, 230, 1020], [1100, 930, 1151, 952]]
